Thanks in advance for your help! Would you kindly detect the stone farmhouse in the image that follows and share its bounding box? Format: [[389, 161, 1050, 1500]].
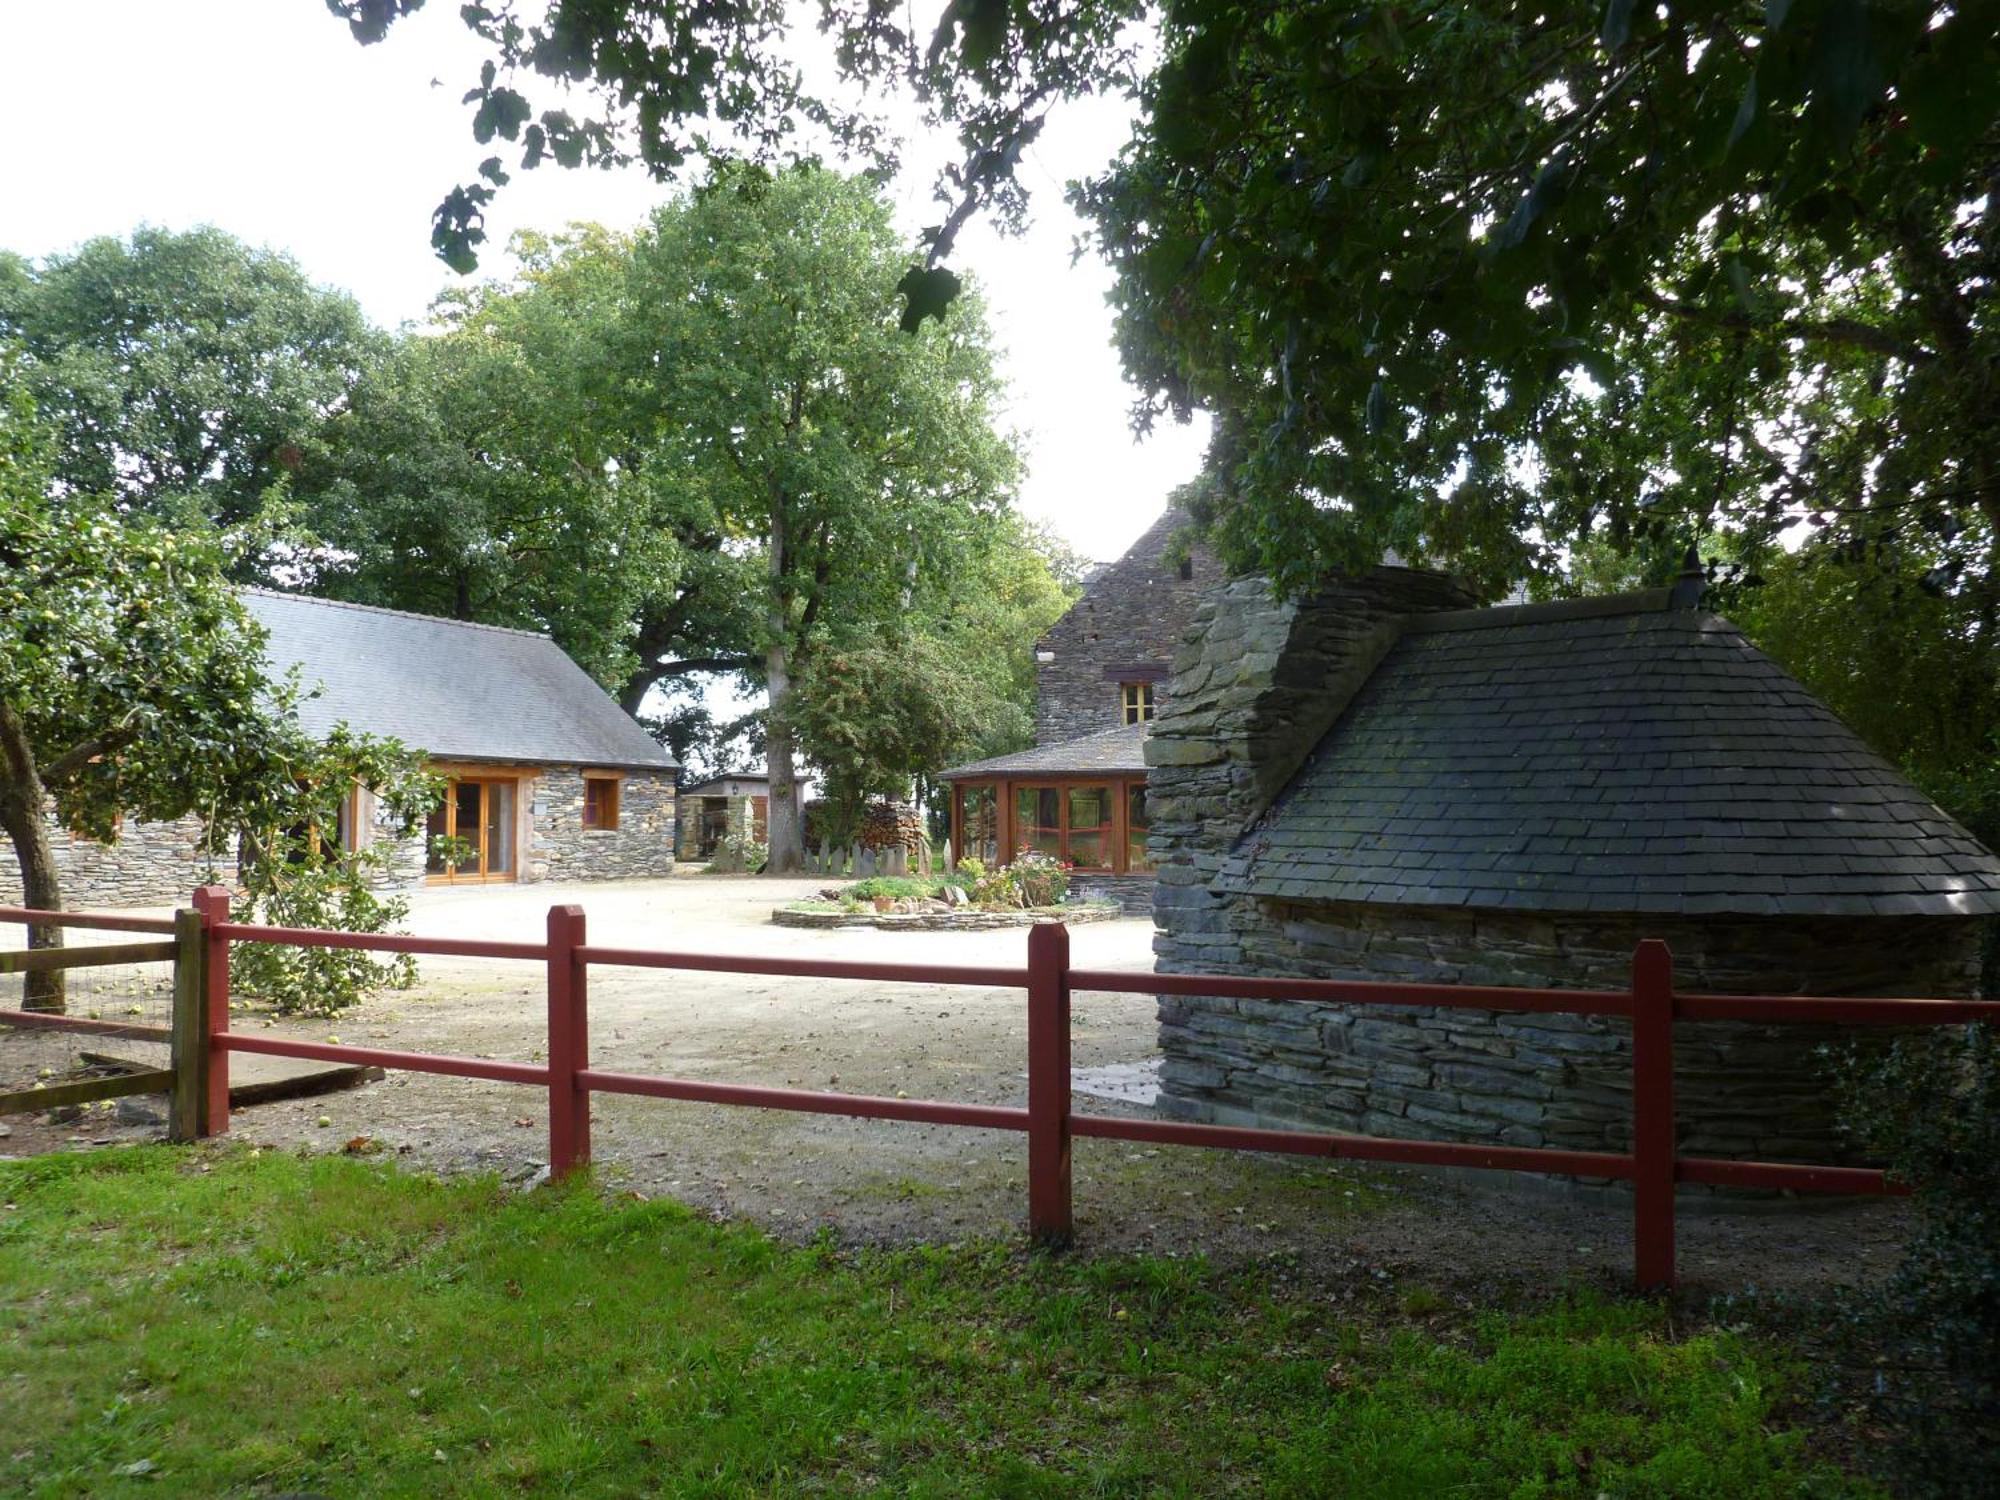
[[941, 509, 1218, 909], [1147, 562, 2000, 1172], [0, 591, 679, 908]]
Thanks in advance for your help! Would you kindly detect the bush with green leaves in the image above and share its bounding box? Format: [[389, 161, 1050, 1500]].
[[1010, 849, 1071, 908], [1826, 1024, 2000, 1495], [846, 876, 943, 903], [226, 730, 440, 1017]]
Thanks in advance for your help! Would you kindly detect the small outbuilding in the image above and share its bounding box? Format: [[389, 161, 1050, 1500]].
[[1148, 567, 2000, 1170], [676, 773, 771, 860]]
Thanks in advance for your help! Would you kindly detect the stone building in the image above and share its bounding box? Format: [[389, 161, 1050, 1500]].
[[676, 774, 770, 860], [1148, 566, 2000, 1172], [2, 591, 680, 908], [941, 508, 1218, 909]]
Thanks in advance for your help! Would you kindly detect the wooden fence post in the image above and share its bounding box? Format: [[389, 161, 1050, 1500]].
[[167, 907, 209, 1141], [192, 886, 232, 1136], [546, 904, 591, 1178], [1632, 939, 1676, 1290], [1026, 921, 1073, 1245]]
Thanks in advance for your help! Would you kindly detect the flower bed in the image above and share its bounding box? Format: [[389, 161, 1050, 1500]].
[[774, 850, 1102, 930], [773, 899, 1123, 931]]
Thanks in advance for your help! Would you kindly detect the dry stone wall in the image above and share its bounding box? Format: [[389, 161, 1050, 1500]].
[[1145, 566, 1478, 969], [1158, 901, 1978, 1164], [530, 770, 677, 883], [0, 814, 219, 910], [1147, 566, 1979, 1176], [1035, 511, 1221, 745]]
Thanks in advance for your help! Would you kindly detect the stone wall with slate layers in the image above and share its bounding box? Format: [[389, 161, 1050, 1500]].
[[1147, 569, 1993, 1185]]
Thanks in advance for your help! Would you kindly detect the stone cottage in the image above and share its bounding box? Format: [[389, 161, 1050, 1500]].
[[1, 591, 680, 907], [1148, 564, 2000, 1170], [940, 508, 1218, 909]]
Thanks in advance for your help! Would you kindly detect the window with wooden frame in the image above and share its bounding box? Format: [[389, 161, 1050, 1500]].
[[582, 773, 622, 831], [1126, 783, 1155, 873], [1012, 782, 1117, 870], [424, 777, 519, 882], [1121, 681, 1156, 725]]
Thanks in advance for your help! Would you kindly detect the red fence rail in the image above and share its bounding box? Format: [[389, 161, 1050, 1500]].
[[6, 889, 1998, 1289]]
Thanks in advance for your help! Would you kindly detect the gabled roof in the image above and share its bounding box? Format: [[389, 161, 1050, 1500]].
[[241, 590, 677, 772], [941, 722, 1151, 780], [1217, 592, 2000, 918], [679, 772, 770, 796]]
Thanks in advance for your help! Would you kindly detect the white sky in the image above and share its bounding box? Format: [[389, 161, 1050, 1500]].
[[0, 0, 1209, 566]]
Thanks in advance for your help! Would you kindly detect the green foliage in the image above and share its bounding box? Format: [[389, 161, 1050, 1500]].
[[844, 876, 941, 902], [228, 731, 440, 1017], [296, 224, 726, 696], [623, 163, 1027, 865], [1827, 1025, 2000, 1494], [1079, 1, 2000, 601], [0, 369, 430, 1014], [1009, 847, 1071, 908], [968, 848, 1072, 910], [0, 226, 381, 537], [0, 1147, 1870, 1496]]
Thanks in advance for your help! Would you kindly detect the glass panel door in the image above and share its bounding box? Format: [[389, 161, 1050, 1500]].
[[483, 780, 515, 876], [427, 778, 519, 881], [1066, 785, 1113, 869]]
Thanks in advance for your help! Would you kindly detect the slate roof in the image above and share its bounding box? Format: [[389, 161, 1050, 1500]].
[[241, 590, 677, 772], [940, 722, 1151, 780], [1217, 594, 2000, 918]]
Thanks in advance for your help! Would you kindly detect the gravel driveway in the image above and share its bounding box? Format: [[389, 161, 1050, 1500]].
[[6, 872, 1909, 1300]]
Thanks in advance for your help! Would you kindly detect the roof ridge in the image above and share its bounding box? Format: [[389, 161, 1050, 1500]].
[[238, 587, 553, 640], [1400, 586, 1675, 635]]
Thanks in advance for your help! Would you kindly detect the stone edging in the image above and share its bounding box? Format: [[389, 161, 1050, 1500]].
[[772, 903, 1124, 931]]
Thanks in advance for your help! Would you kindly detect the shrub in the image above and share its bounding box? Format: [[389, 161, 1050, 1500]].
[[712, 832, 767, 873], [846, 876, 943, 902], [969, 863, 1021, 908], [1826, 1024, 2000, 1495], [1010, 848, 1071, 907]]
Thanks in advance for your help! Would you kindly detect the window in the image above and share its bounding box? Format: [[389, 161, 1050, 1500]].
[[1121, 681, 1156, 725], [1127, 782, 1154, 873], [1015, 785, 1063, 859], [957, 784, 998, 865], [1012, 783, 1115, 870], [1178, 556, 1194, 581], [583, 775, 621, 831], [1066, 785, 1113, 869]]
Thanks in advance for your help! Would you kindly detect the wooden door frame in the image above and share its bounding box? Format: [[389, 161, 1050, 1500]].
[[426, 769, 529, 885]]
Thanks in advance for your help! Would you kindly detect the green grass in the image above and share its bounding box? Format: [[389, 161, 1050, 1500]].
[[0, 1148, 1870, 1497]]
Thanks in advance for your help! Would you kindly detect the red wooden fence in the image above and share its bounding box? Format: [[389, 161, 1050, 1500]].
[[5, 889, 1998, 1290]]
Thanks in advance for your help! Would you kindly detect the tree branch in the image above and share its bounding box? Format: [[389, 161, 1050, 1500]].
[[42, 729, 136, 785], [1635, 289, 1934, 364]]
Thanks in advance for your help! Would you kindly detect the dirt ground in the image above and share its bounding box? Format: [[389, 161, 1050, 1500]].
[[3, 872, 1909, 1303]]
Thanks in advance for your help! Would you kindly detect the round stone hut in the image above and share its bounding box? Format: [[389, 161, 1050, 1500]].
[[1146, 567, 2000, 1174]]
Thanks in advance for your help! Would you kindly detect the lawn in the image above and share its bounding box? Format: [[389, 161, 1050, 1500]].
[[0, 1147, 1869, 1497]]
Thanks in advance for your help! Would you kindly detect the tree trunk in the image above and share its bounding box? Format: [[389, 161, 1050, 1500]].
[[0, 704, 64, 1012], [765, 639, 804, 874], [763, 498, 805, 874]]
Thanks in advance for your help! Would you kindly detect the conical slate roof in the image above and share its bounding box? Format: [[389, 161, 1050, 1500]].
[[1216, 593, 2000, 917]]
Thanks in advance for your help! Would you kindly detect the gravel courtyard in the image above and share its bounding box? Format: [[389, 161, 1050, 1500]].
[[6, 872, 1908, 1299]]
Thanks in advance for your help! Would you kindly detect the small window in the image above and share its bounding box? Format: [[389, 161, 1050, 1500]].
[[1178, 556, 1194, 581], [1121, 682, 1156, 726], [583, 777, 621, 831]]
